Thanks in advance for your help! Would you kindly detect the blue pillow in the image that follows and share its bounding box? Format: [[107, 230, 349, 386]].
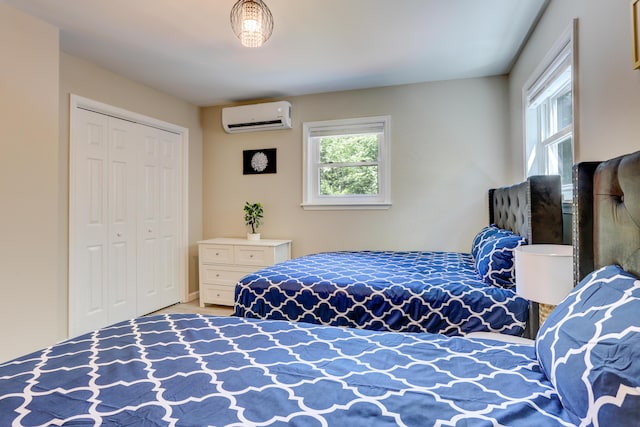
[[470, 224, 509, 260], [536, 265, 640, 425], [474, 233, 526, 288]]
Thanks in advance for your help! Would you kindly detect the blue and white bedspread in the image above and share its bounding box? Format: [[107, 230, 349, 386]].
[[234, 251, 529, 336], [0, 314, 576, 426]]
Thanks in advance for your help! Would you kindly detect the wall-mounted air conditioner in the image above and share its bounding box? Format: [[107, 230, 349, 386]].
[[222, 101, 292, 133]]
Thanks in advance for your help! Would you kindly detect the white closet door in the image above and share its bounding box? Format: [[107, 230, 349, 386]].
[[137, 126, 180, 315], [70, 96, 186, 338], [70, 109, 137, 336], [157, 130, 181, 308], [107, 118, 138, 323]]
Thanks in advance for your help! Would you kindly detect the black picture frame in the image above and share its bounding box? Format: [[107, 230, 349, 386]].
[[243, 148, 277, 175]]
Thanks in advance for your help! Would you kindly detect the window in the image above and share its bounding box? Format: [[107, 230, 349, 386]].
[[524, 21, 577, 201], [302, 116, 391, 209]]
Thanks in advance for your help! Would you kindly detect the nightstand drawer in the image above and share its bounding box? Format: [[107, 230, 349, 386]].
[[201, 284, 235, 306], [200, 245, 234, 264], [235, 245, 273, 266], [200, 266, 252, 285]]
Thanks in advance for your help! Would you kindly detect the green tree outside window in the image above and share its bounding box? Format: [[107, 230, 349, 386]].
[[318, 134, 379, 196]]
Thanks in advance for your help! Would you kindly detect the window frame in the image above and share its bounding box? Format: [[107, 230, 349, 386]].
[[302, 116, 391, 210], [523, 20, 578, 202]]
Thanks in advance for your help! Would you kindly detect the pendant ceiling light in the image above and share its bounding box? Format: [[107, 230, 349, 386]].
[[230, 0, 274, 48]]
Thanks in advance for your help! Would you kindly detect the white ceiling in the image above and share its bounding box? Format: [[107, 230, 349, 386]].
[[3, 0, 548, 107]]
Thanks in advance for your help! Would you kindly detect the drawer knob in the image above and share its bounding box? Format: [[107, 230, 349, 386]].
[[216, 273, 220, 277], [216, 252, 219, 256], [250, 254, 254, 258]]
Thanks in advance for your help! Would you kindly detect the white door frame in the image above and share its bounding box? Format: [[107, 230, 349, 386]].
[[69, 94, 190, 324]]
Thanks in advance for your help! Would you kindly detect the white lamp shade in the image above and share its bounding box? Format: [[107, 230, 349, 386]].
[[515, 245, 574, 305]]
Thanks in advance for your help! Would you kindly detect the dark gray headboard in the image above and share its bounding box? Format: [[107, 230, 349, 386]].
[[489, 175, 563, 244], [573, 150, 640, 284], [489, 175, 563, 339]]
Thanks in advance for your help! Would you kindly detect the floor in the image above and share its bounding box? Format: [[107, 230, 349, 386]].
[[150, 299, 234, 317]]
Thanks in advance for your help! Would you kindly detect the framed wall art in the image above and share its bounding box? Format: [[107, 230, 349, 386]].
[[243, 148, 277, 174], [633, 0, 640, 69]]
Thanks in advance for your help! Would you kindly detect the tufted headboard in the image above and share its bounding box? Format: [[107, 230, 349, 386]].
[[488, 175, 563, 339], [488, 175, 563, 244], [573, 150, 640, 284]]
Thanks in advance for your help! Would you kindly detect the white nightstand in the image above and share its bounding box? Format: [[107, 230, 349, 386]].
[[198, 237, 291, 307]]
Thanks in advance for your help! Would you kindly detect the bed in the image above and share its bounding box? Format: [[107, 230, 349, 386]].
[[234, 175, 563, 337], [0, 152, 638, 426]]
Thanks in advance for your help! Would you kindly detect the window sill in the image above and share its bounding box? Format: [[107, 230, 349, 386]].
[[301, 203, 392, 211]]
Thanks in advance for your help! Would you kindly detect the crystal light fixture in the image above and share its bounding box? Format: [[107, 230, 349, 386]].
[[230, 0, 274, 48]]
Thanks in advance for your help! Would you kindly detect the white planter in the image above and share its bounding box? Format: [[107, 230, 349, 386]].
[[247, 233, 261, 241]]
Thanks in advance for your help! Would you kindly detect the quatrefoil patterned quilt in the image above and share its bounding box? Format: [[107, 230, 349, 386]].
[[234, 251, 529, 336], [0, 314, 575, 426]]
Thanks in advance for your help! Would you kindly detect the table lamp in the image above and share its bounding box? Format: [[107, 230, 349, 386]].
[[515, 245, 574, 326]]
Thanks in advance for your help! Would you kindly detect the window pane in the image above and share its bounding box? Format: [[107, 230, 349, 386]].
[[319, 135, 378, 164], [320, 165, 378, 195], [539, 103, 550, 140], [546, 136, 573, 191], [555, 89, 572, 130], [559, 137, 573, 186]]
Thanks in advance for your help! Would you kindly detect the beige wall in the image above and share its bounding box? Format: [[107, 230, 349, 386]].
[[202, 77, 511, 257], [0, 3, 61, 362], [59, 52, 203, 299], [0, 3, 203, 363], [509, 0, 640, 176]]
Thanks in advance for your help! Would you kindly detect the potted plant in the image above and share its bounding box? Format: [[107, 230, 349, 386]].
[[244, 202, 263, 240]]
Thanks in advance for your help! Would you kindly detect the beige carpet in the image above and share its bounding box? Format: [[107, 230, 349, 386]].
[[149, 299, 234, 317]]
